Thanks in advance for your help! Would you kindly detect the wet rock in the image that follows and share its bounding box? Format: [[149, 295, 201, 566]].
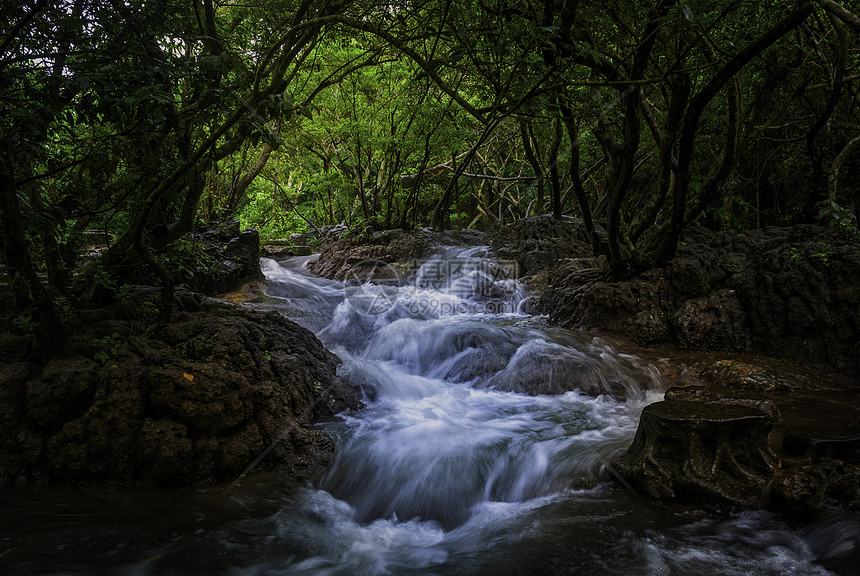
[[613, 356, 860, 514], [309, 228, 488, 282], [0, 362, 35, 429], [372, 228, 404, 243], [544, 277, 667, 346], [734, 234, 860, 374], [782, 427, 860, 463], [693, 358, 810, 394], [261, 243, 313, 259], [612, 398, 778, 507], [26, 358, 99, 432], [671, 289, 749, 352], [488, 343, 639, 398], [284, 224, 347, 249], [219, 281, 267, 304], [120, 220, 263, 297], [0, 294, 362, 487], [663, 385, 781, 420], [491, 349, 601, 396], [766, 459, 860, 516], [491, 215, 593, 277], [535, 224, 860, 374], [138, 418, 195, 484], [191, 221, 263, 295]]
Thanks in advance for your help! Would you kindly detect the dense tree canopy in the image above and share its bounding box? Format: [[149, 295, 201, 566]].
[[2, 0, 859, 332]]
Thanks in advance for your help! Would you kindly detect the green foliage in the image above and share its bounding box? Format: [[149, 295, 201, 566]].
[[14, 309, 37, 332], [2, 0, 858, 310], [160, 237, 216, 288], [176, 335, 206, 360], [818, 201, 859, 241], [810, 243, 834, 266], [93, 333, 121, 365], [238, 181, 316, 241], [789, 247, 805, 265], [72, 260, 121, 302], [790, 243, 835, 267]]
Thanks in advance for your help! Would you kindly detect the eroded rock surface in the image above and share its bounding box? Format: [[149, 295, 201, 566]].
[[612, 397, 778, 507], [612, 356, 860, 514], [767, 459, 860, 516], [308, 228, 486, 282], [491, 215, 594, 283], [0, 289, 361, 487], [510, 220, 860, 375]]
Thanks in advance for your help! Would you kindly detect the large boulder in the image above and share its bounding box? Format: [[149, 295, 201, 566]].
[[191, 220, 263, 295], [308, 227, 487, 282], [491, 215, 594, 293], [0, 291, 361, 486], [612, 394, 779, 507], [535, 223, 860, 375], [611, 356, 860, 514]]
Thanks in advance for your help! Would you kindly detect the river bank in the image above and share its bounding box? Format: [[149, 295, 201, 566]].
[[295, 218, 859, 518], [1, 219, 858, 574]]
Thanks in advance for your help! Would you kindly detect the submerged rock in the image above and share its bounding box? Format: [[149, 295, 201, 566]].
[[0, 291, 361, 487]]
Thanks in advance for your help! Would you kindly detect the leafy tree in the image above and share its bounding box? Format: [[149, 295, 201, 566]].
[[2, 0, 373, 326], [3, 0, 859, 351]]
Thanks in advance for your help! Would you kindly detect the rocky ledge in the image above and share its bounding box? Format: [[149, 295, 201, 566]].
[[612, 384, 780, 508], [610, 357, 860, 515], [0, 288, 362, 486], [307, 227, 487, 282], [494, 218, 860, 376]]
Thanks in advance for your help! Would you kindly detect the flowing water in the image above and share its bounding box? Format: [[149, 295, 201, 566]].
[[1, 247, 855, 575]]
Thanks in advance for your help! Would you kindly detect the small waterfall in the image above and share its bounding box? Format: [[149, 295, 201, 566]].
[[227, 247, 840, 576], [0, 247, 840, 576], [263, 247, 665, 532]]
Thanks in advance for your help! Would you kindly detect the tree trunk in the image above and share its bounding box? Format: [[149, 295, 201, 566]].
[[560, 103, 599, 253], [226, 143, 273, 215], [520, 120, 545, 215], [629, 72, 690, 245], [802, 14, 848, 220], [550, 117, 563, 219], [604, 0, 675, 277], [684, 80, 740, 226], [0, 127, 63, 348], [657, 2, 814, 263], [170, 168, 207, 241], [828, 134, 860, 207], [431, 118, 502, 230]]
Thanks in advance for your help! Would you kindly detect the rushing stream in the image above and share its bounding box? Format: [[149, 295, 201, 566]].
[[1, 247, 853, 575]]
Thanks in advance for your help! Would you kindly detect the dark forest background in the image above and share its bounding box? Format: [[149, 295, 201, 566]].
[[2, 0, 859, 333]]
